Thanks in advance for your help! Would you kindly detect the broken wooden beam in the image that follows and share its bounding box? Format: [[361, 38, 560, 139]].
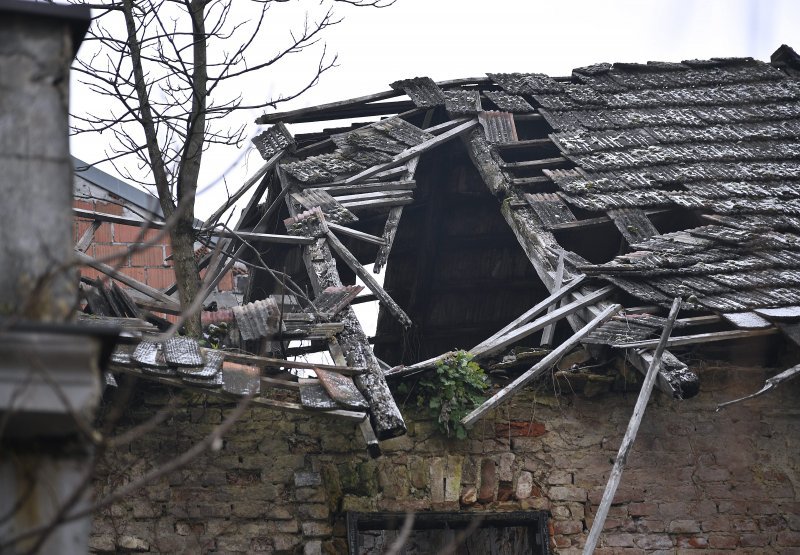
[[325, 231, 412, 328], [217, 351, 365, 376], [75, 250, 179, 308], [472, 285, 614, 359], [343, 119, 479, 184], [205, 229, 314, 244], [374, 206, 403, 274], [541, 252, 566, 346], [461, 304, 622, 427], [583, 297, 682, 555], [613, 327, 778, 349], [327, 223, 385, 246]]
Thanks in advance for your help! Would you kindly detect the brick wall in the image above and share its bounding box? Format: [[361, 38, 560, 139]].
[[89, 363, 800, 554], [74, 196, 238, 312]]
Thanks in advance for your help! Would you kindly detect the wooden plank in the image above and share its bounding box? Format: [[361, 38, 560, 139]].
[[256, 90, 403, 125], [217, 350, 365, 376], [343, 119, 479, 185], [291, 188, 358, 224], [75, 220, 101, 252], [318, 180, 416, 196], [326, 231, 412, 328], [112, 365, 366, 421], [583, 298, 682, 555], [608, 208, 660, 245], [75, 250, 179, 308], [206, 229, 314, 244], [312, 285, 364, 316], [333, 190, 412, 204], [500, 157, 569, 169], [549, 209, 671, 232], [374, 206, 403, 274], [328, 222, 386, 246], [469, 274, 588, 355], [315, 368, 369, 410], [494, 138, 554, 151], [472, 285, 615, 359], [359, 418, 381, 459], [340, 196, 413, 211], [613, 327, 778, 349], [541, 252, 566, 346], [462, 304, 622, 427], [81, 283, 113, 316], [260, 376, 301, 390]]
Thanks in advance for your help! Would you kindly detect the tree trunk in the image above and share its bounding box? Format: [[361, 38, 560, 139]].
[[170, 217, 202, 337]]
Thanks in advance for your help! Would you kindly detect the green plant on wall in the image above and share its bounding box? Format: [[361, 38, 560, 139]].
[[399, 350, 488, 439]]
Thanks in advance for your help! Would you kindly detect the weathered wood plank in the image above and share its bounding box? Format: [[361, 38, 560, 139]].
[[326, 231, 412, 328], [583, 298, 682, 555], [614, 327, 778, 349], [343, 119, 479, 185], [205, 229, 314, 245], [472, 285, 614, 359], [75, 220, 101, 252], [327, 222, 386, 246], [340, 196, 413, 211], [75, 250, 179, 308], [318, 180, 416, 196], [462, 304, 622, 427], [216, 350, 365, 376], [374, 206, 404, 274]]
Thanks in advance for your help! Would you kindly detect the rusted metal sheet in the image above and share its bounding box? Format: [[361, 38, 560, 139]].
[[478, 111, 518, 143]]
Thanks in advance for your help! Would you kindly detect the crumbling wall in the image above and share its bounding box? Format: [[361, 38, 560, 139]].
[[90, 364, 800, 554]]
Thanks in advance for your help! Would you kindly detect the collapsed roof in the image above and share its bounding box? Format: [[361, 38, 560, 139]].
[[84, 45, 800, 453]]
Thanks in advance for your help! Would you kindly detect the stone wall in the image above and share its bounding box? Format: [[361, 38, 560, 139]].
[[90, 363, 800, 554]]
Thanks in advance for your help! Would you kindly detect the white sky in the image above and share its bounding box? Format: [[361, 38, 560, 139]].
[[70, 0, 800, 220]]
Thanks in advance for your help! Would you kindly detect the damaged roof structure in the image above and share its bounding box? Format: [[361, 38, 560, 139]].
[[83, 46, 800, 460]]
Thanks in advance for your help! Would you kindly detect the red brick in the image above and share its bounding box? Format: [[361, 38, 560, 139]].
[[551, 534, 571, 549], [670, 519, 701, 534], [79, 268, 102, 282], [629, 502, 658, 517], [95, 201, 124, 215], [94, 243, 130, 266], [126, 267, 147, 284], [114, 224, 164, 244], [74, 199, 95, 211], [130, 246, 166, 268], [217, 271, 234, 292], [146, 267, 175, 289], [604, 533, 635, 547], [75, 219, 111, 243], [478, 459, 496, 504]]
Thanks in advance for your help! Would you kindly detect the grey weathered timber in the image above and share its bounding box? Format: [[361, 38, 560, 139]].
[[75, 220, 101, 252], [75, 250, 179, 308], [613, 327, 778, 349], [256, 89, 402, 124], [219, 350, 365, 376], [472, 286, 615, 359], [326, 231, 412, 328], [281, 170, 407, 439], [312, 285, 364, 317], [717, 363, 800, 410], [343, 119, 479, 184], [206, 229, 314, 245], [462, 304, 622, 427], [74, 207, 166, 229], [583, 298, 682, 555], [541, 252, 566, 346], [319, 180, 416, 196], [340, 195, 413, 211], [374, 206, 404, 273], [327, 223, 386, 246], [315, 368, 369, 410], [608, 208, 660, 245], [470, 274, 587, 354], [462, 126, 512, 195]]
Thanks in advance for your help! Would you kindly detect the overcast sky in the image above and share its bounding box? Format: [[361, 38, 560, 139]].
[[70, 0, 800, 219]]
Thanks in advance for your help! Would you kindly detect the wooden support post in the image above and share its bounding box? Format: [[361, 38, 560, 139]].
[[461, 304, 622, 427], [583, 298, 682, 555], [75, 220, 101, 252]]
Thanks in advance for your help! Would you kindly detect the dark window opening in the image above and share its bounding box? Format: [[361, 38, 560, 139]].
[[347, 511, 550, 555]]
